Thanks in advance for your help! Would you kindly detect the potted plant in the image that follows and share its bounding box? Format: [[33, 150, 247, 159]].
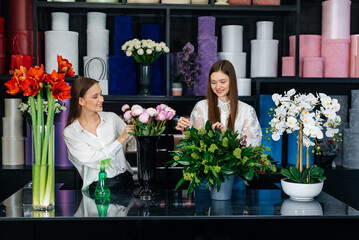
[[169, 120, 277, 200], [268, 89, 341, 200]]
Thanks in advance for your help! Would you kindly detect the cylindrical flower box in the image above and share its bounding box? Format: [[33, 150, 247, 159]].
[[350, 35, 359, 77], [221, 25, 243, 52], [5, 98, 22, 118], [250, 39, 278, 78], [256, 21, 274, 40], [228, 0, 251, 5], [2, 136, 24, 165], [51, 12, 69, 31], [253, 0, 280, 5], [322, 0, 351, 40], [322, 39, 350, 78], [2, 117, 23, 137], [343, 128, 359, 169], [87, 12, 107, 30], [282, 56, 295, 77], [237, 78, 251, 96], [303, 57, 323, 78]]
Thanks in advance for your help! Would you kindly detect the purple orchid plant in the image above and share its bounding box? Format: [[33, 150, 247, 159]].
[[122, 103, 176, 136]]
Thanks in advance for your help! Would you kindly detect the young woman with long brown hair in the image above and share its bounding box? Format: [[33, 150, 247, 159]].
[[63, 77, 135, 192], [175, 60, 262, 147]]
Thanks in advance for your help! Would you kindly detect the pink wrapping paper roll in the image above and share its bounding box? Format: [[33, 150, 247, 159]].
[[322, 0, 351, 40], [253, 0, 280, 5], [355, 56, 359, 78], [282, 56, 295, 76], [303, 57, 323, 78], [350, 35, 359, 77], [322, 39, 350, 78], [289, 35, 322, 77]]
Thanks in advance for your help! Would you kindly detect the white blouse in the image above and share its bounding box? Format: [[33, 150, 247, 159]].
[[190, 99, 262, 147], [63, 111, 133, 190]]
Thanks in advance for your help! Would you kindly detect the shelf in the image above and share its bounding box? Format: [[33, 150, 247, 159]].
[[36, 2, 297, 13], [103, 95, 256, 102], [255, 77, 359, 84]]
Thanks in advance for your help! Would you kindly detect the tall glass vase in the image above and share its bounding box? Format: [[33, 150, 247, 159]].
[[134, 135, 159, 200], [137, 63, 152, 95], [32, 125, 55, 211]]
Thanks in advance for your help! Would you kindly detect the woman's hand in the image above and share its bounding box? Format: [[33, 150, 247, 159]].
[[212, 122, 227, 132], [175, 117, 193, 134], [118, 125, 135, 144]]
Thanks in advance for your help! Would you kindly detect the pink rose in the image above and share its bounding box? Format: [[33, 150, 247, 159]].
[[121, 104, 130, 112], [123, 110, 132, 121], [156, 111, 167, 121], [165, 109, 175, 120], [146, 107, 157, 117], [139, 112, 150, 123], [131, 105, 143, 116], [156, 103, 168, 112]]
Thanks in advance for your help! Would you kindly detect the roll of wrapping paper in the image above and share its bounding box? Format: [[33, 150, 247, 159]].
[[350, 35, 359, 77], [45, 30, 79, 74], [109, 54, 137, 95], [236, 78, 251, 96], [141, 24, 165, 95], [4, 98, 22, 117], [221, 25, 243, 52], [87, 12, 107, 30], [52, 12, 69, 31], [322, 0, 351, 40], [256, 21, 274, 40], [218, 52, 246, 78], [8, 0, 33, 31], [194, 57, 218, 96], [114, 16, 133, 55], [250, 39, 278, 78], [197, 36, 218, 58], [2, 136, 24, 165], [198, 16, 216, 37], [87, 29, 109, 56]]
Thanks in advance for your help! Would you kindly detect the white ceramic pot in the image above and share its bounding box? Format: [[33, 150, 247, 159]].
[[281, 178, 324, 201]]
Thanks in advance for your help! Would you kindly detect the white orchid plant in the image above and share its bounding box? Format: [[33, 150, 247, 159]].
[[121, 38, 170, 64], [268, 89, 341, 183]]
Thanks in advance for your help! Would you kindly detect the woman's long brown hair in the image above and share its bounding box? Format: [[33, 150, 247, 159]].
[[65, 77, 99, 127], [207, 60, 238, 131]]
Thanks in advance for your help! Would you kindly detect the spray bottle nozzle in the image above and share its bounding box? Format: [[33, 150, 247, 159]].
[[100, 158, 113, 170]]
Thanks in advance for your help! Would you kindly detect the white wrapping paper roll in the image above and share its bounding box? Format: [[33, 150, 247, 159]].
[[250, 39, 278, 78], [237, 78, 251, 96], [45, 31, 79, 74], [218, 52, 246, 78], [83, 55, 108, 80], [2, 136, 24, 165], [5, 98, 22, 117], [99, 80, 109, 95], [2, 117, 23, 137], [256, 21, 274, 40], [87, 12, 106, 30], [51, 12, 69, 31], [87, 29, 109, 56], [221, 25, 243, 52]]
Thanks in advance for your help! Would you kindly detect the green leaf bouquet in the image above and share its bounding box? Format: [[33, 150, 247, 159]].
[[169, 120, 277, 196]]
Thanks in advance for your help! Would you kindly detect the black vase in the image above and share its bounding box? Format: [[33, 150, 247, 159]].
[[134, 135, 159, 200], [137, 63, 152, 95]]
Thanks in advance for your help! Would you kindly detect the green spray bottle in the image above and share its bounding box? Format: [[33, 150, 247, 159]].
[[95, 158, 113, 200]]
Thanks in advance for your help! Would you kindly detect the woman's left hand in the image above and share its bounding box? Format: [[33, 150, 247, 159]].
[[212, 122, 226, 132]]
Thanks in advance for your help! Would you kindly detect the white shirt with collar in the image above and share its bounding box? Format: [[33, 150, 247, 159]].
[[63, 111, 133, 190]]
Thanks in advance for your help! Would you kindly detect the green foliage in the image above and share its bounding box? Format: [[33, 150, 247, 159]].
[[168, 120, 277, 196], [280, 165, 326, 184]]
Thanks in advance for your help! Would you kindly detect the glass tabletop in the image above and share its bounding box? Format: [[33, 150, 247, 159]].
[[1, 185, 359, 219]]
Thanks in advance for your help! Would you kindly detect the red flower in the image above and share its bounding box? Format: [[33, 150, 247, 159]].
[[27, 65, 46, 83], [5, 77, 21, 95], [46, 69, 65, 86], [20, 78, 39, 97], [57, 55, 75, 77], [51, 81, 71, 101]]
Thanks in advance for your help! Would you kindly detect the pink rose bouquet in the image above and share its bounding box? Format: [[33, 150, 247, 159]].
[[122, 103, 176, 136]]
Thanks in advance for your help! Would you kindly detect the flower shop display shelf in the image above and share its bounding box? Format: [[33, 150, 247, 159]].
[[1, 185, 359, 240]]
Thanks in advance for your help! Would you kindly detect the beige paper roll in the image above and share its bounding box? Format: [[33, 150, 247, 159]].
[[2, 117, 23, 137], [5, 98, 22, 118], [2, 136, 24, 165]]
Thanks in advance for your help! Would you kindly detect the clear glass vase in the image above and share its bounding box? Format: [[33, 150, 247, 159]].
[[32, 125, 55, 211]]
